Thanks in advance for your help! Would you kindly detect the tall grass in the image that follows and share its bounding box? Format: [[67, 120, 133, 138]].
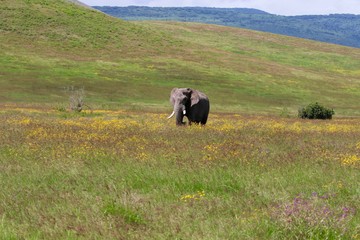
[[1, 3, 360, 237], [0, 106, 359, 239]]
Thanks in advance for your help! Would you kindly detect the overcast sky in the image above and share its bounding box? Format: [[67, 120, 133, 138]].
[[79, 0, 360, 16]]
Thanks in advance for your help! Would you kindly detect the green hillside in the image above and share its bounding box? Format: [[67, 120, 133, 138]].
[[1, 0, 360, 115], [94, 6, 360, 48]]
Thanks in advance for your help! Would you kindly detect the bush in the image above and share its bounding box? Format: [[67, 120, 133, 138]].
[[298, 102, 334, 119], [64, 86, 92, 113], [68, 87, 85, 112]]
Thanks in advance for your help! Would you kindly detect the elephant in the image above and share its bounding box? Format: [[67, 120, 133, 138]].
[[167, 88, 210, 126]]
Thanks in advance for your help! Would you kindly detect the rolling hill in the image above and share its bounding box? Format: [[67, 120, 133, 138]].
[[1, 0, 360, 115], [93, 6, 360, 49]]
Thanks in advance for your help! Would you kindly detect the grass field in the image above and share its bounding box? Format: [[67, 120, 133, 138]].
[[2, 0, 360, 115], [1, 1, 360, 238], [0, 105, 359, 239]]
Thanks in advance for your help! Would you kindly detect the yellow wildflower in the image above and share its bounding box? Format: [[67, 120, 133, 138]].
[[341, 155, 360, 166], [180, 191, 206, 202]]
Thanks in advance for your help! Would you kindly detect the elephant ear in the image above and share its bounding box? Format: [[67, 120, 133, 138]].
[[190, 89, 200, 106], [170, 88, 178, 105]]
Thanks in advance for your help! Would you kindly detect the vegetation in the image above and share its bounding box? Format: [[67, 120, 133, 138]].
[[0, 106, 359, 238], [1, 1, 360, 238], [93, 6, 360, 48], [1, 1, 360, 115], [67, 87, 88, 112], [298, 102, 335, 119]]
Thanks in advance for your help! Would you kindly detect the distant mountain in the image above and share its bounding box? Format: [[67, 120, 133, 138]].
[[93, 6, 360, 48]]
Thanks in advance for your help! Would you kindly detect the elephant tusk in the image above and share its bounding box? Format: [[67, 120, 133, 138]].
[[167, 111, 175, 119], [183, 110, 186, 115]]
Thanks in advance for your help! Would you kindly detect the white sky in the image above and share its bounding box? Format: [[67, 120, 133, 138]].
[[79, 0, 360, 15]]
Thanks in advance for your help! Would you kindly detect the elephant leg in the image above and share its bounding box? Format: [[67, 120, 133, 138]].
[[201, 118, 207, 126], [185, 116, 190, 126]]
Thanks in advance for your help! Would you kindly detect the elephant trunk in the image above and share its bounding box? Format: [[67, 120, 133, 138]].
[[168, 101, 186, 126], [174, 104, 186, 125], [167, 111, 185, 124], [168, 109, 185, 119], [168, 103, 186, 125]]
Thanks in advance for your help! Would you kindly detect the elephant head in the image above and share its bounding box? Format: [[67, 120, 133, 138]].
[[168, 88, 210, 126]]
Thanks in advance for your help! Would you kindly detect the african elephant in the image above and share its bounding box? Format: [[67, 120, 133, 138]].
[[167, 88, 210, 126]]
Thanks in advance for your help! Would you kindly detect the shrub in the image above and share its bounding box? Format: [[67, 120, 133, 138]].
[[64, 86, 92, 113], [298, 102, 334, 119], [69, 87, 85, 112]]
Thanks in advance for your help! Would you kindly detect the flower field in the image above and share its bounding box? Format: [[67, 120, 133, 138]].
[[0, 106, 359, 239]]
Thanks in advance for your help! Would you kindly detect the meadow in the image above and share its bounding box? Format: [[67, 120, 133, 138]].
[[2, 0, 360, 115], [1, 1, 360, 239], [1, 105, 359, 239]]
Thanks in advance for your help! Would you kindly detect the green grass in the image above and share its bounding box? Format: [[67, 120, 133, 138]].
[[1, 1, 360, 238], [0, 107, 359, 238], [1, 0, 360, 115]]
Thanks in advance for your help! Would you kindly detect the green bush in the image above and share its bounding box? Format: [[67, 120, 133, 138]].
[[298, 102, 334, 119]]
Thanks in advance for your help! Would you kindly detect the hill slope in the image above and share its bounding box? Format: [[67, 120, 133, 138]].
[[1, 0, 360, 115], [1, 0, 180, 58], [93, 6, 360, 49]]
